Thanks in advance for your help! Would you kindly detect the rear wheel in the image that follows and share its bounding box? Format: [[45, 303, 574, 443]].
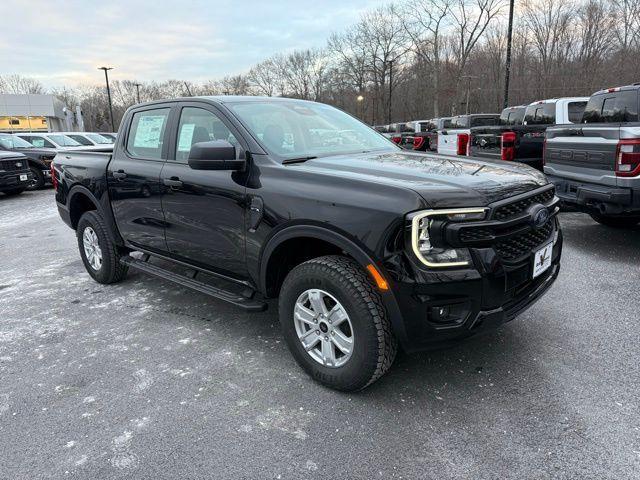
[[279, 255, 397, 391], [27, 167, 45, 190], [77, 211, 128, 284], [590, 213, 640, 228]]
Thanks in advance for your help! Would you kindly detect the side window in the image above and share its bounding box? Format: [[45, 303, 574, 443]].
[[68, 135, 92, 146], [175, 107, 238, 162], [567, 102, 586, 123], [126, 108, 170, 160], [22, 136, 53, 148], [582, 95, 604, 123]]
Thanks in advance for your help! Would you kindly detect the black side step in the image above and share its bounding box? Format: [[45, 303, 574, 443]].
[[120, 256, 267, 312]]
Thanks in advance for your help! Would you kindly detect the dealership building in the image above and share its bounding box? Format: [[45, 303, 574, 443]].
[[0, 94, 84, 133]]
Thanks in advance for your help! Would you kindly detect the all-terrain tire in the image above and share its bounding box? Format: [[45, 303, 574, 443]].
[[77, 211, 128, 284], [279, 255, 397, 391], [590, 213, 640, 228]]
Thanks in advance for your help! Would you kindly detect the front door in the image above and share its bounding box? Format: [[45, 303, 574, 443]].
[[160, 103, 249, 279], [108, 105, 173, 252]]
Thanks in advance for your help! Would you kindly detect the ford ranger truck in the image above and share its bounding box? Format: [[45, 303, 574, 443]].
[[52, 96, 562, 391], [0, 151, 32, 195], [545, 84, 640, 227]]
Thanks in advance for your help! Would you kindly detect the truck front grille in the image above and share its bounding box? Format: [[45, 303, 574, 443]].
[[449, 185, 559, 263], [493, 187, 555, 220], [494, 220, 554, 261], [0, 159, 26, 172]]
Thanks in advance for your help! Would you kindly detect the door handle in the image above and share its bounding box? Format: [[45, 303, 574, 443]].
[[163, 177, 183, 188], [113, 170, 127, 180]]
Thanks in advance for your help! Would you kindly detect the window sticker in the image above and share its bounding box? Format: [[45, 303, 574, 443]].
[[134, 115, 166, 148], [177, 123, 196, 152]]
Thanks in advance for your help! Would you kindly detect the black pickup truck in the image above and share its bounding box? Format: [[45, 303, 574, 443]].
[[52, 96, 562, 391], [469, 98, 588, 170], [0, 151, 32, 195], [0, 134, 55, 189]]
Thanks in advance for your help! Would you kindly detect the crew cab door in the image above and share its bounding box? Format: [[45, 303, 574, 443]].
[[108, 104, 173, 252], [160, 102, 249, 279]]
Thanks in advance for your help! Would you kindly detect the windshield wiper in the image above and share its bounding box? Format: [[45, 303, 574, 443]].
[[282, 156, 317, 165]]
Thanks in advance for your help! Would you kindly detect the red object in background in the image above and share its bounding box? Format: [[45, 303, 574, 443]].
[[413, 136, 425, 150], [501, 131, 517, 161], [50, 162, 58, 190], [391, 136, 402, 144], [457, 133, 469, 156]]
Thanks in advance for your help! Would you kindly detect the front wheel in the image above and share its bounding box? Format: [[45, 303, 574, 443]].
[[279, 256, 397, 391], [27, 167, 45, 190], [590, 213, 640, 228], [77, 211, 128, 284]]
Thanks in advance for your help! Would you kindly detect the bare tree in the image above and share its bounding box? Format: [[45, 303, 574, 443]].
[[0, 74, 45, 94]]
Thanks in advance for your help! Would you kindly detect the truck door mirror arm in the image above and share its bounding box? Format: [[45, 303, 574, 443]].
[[188, 140, 246, 171]]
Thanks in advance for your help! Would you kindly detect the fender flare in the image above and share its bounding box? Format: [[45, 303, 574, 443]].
[[67, 185, 124, 245], [25, 157, 48, 170], [258, 224, 408, 346]]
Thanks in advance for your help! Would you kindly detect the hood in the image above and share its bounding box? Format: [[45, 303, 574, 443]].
[[290, 151, 548, 208], [12, 147, 57, 160]]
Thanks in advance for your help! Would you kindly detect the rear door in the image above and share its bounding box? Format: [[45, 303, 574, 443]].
[[545, 92, 639, 186], [108, 104, 174, 252], [159, 102, 249, 279]]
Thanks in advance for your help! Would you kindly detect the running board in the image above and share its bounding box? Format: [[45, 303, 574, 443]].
[[120, 256, 267, 312]]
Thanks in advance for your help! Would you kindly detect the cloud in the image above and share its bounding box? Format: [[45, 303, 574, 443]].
[[1, 0, 382, 88]]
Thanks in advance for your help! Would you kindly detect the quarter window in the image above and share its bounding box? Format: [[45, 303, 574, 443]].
[[126, 108, 170, 160]]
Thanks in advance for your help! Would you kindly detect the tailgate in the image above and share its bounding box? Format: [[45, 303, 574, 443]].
[[544, 125, 620, 186], [469, 127, 501, 159]]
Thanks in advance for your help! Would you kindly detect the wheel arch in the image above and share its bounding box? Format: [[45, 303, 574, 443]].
[[258, 224, 408, 345], [67, 185, 124, 246]]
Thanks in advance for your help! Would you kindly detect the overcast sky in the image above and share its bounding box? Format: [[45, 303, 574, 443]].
[[3, 0, 382, 88]]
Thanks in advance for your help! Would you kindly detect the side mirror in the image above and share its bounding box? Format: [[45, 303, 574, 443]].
[[188, 140, 245, 171]]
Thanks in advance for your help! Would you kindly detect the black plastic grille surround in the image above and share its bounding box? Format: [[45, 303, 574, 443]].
[[493, 187, 555, 220], [494, 220, 554, 261]]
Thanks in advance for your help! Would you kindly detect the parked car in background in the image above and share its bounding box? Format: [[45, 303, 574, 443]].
[[411, 118, 453, 152], [15, 133, 112, 152], [545, 84, 640, 227], [0, 151, 31, 195], [52, 96, 561, 391], [99, 133, 118, 142], [437, 114, 500, 156], [469, 98, 588, 170], [0, 133, 54, 189], [60, 132, 114, 146]]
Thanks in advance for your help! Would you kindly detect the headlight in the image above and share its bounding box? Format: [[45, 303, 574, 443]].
[[410, 208, 487, 268]]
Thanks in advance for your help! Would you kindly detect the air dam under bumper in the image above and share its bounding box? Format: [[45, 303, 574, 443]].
[[384, 237, 562, 352]]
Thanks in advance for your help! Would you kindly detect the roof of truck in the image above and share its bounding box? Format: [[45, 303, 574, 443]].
[[592, 83, 640, 95]]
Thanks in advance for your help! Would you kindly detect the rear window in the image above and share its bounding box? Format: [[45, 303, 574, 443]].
[[500, 107, 525, 126], [524, 103, 556, 125], [451, 117, 469, 128], [418, 121, 436, 132], [441, 118, 454, 129], [470, 116, 499, 127], [582, 91, 638, 123], [567, 101, 587, 123]]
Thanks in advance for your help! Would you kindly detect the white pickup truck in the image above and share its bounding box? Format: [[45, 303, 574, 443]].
[[437, 114, 500, 156]]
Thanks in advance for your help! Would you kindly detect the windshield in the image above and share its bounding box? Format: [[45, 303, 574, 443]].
[[47, 135, 82, 146], [0, 134, 35, 149], [86, 133, 113, 144], [227, 100, 397, 160]]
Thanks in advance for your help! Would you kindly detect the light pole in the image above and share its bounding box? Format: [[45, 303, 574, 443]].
[[98, 67, 115, 132], [133, 82, 142, 103], [503, 0, 515, 108], [356, 94, 364, 120]]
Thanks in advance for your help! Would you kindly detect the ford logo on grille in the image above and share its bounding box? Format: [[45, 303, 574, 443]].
[[529, 204, 549, 229], [15, 162, 22, 168]]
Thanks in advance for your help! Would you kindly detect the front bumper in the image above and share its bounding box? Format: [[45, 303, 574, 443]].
[[0, 170, 32, 191], [384, 236, 561, 352]]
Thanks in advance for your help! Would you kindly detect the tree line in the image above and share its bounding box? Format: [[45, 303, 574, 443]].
[[2, 0, 639, 131]]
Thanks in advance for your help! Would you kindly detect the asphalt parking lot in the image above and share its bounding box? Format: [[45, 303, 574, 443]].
[[1, 189, 639, 480]]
